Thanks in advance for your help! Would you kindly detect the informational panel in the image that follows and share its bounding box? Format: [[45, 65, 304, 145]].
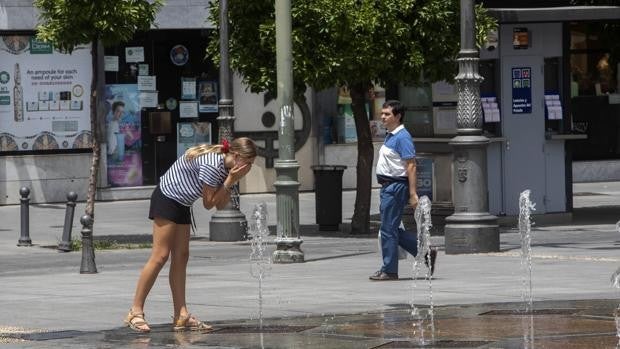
[[512, 67, 532, 114], [0, 35, 92, 152]]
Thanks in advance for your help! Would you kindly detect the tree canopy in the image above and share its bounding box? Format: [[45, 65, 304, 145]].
[[35, 0, 163, 52], [208, 0, 495, 96]]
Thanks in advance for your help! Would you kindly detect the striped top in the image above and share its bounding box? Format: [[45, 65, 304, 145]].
[[159, 152, 229, 206]]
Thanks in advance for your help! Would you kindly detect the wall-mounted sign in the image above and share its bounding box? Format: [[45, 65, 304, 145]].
[[512, 27, 529, 50], [125, 46, 144, 63], [29, 38, 53, 54], [181, 77, 196, 100], [170, 45, 189, 66], [512, 67, 532, 114], [179, 100, 198, 118], [137, 75, 156, 91], [0, 35, 92, 152]]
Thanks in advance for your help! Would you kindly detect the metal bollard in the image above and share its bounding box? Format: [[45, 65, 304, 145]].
[[79, 214, 97, 274], [17, 187, 32, 247], [58, 192, 78, 252]]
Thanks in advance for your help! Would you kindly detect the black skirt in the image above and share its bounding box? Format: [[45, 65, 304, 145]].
[[148, 185, 192, 225]]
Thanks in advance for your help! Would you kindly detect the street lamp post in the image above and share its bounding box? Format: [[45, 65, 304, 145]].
[[209, 0, 248, 241], [272, 0, 303, 263], [444, 0, 499, 254]]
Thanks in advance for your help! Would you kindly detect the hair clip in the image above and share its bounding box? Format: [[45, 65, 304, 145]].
[[221, 139, 230, 153]]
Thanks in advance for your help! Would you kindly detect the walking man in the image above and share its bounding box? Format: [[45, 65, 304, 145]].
[[370, 100, 436, 281]]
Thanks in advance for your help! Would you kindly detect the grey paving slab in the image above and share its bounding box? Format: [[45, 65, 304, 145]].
[[0, 182, 619, 347]]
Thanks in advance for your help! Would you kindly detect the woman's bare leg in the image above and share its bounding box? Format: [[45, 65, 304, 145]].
[[170, 224, 191, 320], [129, 217, 177, 330]]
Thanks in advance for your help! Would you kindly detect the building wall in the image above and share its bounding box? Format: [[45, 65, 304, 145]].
[[0, 153, 91, 204], [233, 74, 316, 193], [0, 1, 38, 30]]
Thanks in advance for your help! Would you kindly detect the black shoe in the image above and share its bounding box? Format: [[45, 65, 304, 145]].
[[369, 271, 399, 281], [424, 249, 437, 276]]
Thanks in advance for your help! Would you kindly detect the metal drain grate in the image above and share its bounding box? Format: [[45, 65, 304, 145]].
[[212, 325, 316, 334], [479, 308, 577, 316], [373, 340, 491, 348]]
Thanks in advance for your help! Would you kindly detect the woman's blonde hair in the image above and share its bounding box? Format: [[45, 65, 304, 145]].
[[184, 137, 257, 161]]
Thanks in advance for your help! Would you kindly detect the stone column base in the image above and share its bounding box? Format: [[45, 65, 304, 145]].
[[444, 213, 499, 254]]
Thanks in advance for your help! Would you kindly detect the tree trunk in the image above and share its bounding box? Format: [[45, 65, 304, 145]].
[[85, 40, 100, 220], [349, 83, 373, 234]]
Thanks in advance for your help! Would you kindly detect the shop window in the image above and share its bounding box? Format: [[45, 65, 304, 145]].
[[544, 57, 564, 133], [480, 59, 501, 136], [570, 52, 616, 96], [569, 21, 620, 160]]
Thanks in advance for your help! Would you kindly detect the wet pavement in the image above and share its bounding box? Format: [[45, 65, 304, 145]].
[[2, 183, 620, 348], [3, 299, 619, 348]]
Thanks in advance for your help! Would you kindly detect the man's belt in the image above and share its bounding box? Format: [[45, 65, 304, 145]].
[[377, 176, 408, 187]]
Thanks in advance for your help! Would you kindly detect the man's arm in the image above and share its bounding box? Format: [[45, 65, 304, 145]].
[[406, 158, 419, 209]]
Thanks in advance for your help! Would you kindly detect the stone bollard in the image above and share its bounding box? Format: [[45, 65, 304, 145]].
[[58, 192, 78, 252], [17, 187, 32, 247], [79, 214, 97, 274]]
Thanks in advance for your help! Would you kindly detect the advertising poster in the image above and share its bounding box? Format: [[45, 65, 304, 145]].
[[0, 35, 92, 152], [416, 157, 433, 201], [177, 121, 211, 158], [105, 84, 142, 187]]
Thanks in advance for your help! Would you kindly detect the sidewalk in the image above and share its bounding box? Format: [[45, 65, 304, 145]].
[[0, 182, 619, 346]]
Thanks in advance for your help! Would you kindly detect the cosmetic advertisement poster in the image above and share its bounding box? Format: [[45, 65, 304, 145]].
[[0, 35, 92, 152], [105, 84, 143, 187]]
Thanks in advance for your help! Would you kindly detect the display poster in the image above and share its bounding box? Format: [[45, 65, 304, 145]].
[[137, 75, 156, 91], [177, 121, 211, 158], [512, 67, 532, 114], [125, 47, 144, 63], [139, 91, 158, 108], [512, 27, 529, 50], [181, 77, 196, 100], [198, 80, 218, 113], [0, 35, 92, 152], [482, 96, 501, 122], [105, 84, 142, 187], [104, 56, 119, 72], [416, 157, 433, 201], [544, 94, 562, 120], [138, 64, 149, 76], [179, 101, 198, 118]]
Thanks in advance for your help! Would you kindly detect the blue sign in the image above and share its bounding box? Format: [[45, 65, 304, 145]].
[[512, 67, 532, 114], [416, 157, 433, 201]]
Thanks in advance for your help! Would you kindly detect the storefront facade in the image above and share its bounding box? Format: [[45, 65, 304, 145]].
[[0, 1, 317, 204]]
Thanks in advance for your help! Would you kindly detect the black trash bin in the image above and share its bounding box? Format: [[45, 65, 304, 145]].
[[311, 165, 347, 231]]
